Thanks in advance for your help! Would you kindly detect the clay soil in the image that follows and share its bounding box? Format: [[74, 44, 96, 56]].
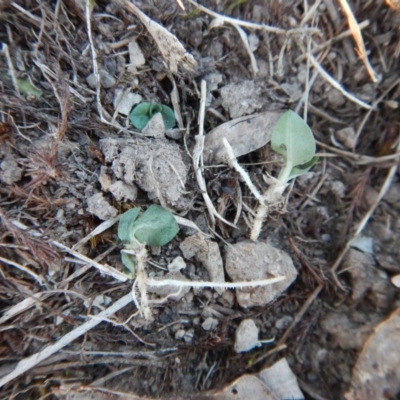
[[1, 1, 400, 399]]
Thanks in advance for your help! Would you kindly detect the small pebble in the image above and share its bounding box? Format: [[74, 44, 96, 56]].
[[183, 329, 194, 343], [86, 69, 116, 89], [175, 329, 186, 340], [234, 319, 260, 353], [275, 316, 294, 330], [202, 317, 219, 331]]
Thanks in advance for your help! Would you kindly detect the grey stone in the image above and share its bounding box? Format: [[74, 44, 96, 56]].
[[109, 180, 138, 202], [0, 154, 23, 184], [180, 233, 225, 293], [87, 193, 117, 220], [87, 69, 116, 89], [202, 317, 219, 331], [275, 316, 294, 330], [234, 319, 260, 353], [220, 80, 262, 118], [225, 240, 297, 308]]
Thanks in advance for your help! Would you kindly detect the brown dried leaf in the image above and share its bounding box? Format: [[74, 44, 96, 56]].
[[114, 0, 197, 74], [203, 111, 282, 165], [345, 307, 400, 400]]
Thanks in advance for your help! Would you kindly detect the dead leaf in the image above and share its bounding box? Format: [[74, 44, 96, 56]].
[[114, 0, 197, 74], [203, 110, 282, 165], [345, 307, 400, 400], [258, 358, 304, 400], [193, 375, 277, 400]]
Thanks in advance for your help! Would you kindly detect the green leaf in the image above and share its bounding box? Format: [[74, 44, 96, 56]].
[[121, 251, 136, 277], [271, 110, 316, 168], [287, 156, 319, 180], [132, 205, 179, 247], [16, 78, 42, 99], [129, 102, 176, 131], [129, 103, 152, 130], [0, 73, 42, 99], [160, 105, 176, 130], [118, 208, 141, 243]]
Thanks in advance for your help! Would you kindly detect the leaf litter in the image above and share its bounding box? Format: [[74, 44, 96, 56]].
[[0, 0, 400, 399]]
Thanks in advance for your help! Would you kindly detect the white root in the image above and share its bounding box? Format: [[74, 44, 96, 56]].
[[221, 137, 289, 241], [124, 245, 152, 321], [250, 178, 288, 241], [222, 138, 265, 204], [148, 276, 285, 289], [193, 80, 237, 229]]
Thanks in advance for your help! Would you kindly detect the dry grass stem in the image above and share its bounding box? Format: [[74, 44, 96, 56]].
[[309, 55, 371, 109], [338, 0, 380, 82], [11, 2, 42, 23], [222, 138, 264, 204], [72, 216, 121, 250], [186, 0, 321, 36], [0, 293, 48, 324], [147, 276, 285, 289], [2, 43, 20, 96], [59, 246, 118, 286], [231, 24, 258, 76], [0, 293, 133, 388], [0, 256, 44, 284], [193, 80, 237, 230], [299, 173, 328, 211], [9, 219, 128, 282], [296, 20, 370, 64], [85, 0, 107, 124], [300, 0, 323, 27], [316, 140, 400, 165], [52, 241, 128, 282]]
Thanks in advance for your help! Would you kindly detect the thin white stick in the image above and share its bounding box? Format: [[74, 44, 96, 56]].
[[72, 216, 121, 250], [86, 0, 107, 123], [148, 276, 285, 289], [0, 293, 132, 388], [232, 24, 258, 76], [52, 241, 128, 282], [0, 256, 44, 284], [174, 215, 212, 237], [10, 221, 128, 282], [11, 2, 42, 23], [300, 0, 322, 27], [193, 80, 237, 229], [222, 138, 265, 204], [0, 294, 46, 324], [186, 0, 320, 36], [2, 43, 20, 96], [302, 36, 312, 122], [310, 55, 371, 110]]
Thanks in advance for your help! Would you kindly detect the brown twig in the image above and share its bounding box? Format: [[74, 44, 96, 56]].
[[288, 238, 326, 286]]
